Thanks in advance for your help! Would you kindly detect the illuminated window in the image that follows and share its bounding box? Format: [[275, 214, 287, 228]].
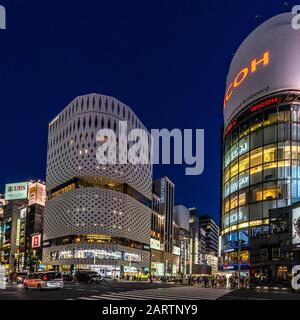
[[250, 148, 262, 167], [230, 160, 238, 177], [224, 199, 230, 213], [263, 145, 276, 163], [239, 153, 249, 172], [230, 176, 238, 194], [239, 171, 249, 189], [250, 184, 262, 202], [224, 151, 230, 168], [251, 129, 263, 149], [240, 119, 250, 138], [264, 109, 277, 126], [251, 113, 263, 132], [278, 142, 290, 160], [239, 136, 249, 156], [238, 190, 247, 206], [231, 143, 239, 161], [224, 166, 230, 183], [263, 181, 277, 200], [230, 193, 238, 209], [278, 160, 290, 179], [263, 162, 277, 181]]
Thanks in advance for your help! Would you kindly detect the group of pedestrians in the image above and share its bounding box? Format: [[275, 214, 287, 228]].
[[187, 275, 228, 288]]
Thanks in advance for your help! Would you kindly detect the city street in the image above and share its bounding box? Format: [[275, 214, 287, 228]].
[[2, 282, 300, 300], [0, 282, 230, 300]]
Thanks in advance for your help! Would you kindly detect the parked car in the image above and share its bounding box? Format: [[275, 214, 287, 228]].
[[74, 271, 104, 284], [24, 272, 64, 290]]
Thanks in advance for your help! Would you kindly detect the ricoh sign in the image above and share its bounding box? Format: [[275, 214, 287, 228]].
[[223, 13, 300, 126]]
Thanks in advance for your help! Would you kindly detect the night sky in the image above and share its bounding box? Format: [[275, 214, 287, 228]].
[[0, 0, 297, 224]]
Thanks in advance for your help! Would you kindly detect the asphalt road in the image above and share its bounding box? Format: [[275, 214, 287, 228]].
[[1, 282, 300, 300]]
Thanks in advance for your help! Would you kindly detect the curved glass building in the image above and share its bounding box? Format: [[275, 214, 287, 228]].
[[221, 13, 300, 282]]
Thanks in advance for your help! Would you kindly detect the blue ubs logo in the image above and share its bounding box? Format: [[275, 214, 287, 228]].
[[0, 5, 5, 29]]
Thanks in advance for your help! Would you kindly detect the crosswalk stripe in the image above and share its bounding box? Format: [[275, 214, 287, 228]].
[[77, 297, 99, 300]]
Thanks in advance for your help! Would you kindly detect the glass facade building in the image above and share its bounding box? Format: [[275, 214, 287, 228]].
[[221, 91, 300, 271]]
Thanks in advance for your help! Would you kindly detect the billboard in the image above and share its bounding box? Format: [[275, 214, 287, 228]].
[[292, 207, 300, 245], [223, 13, 300, 126], [28, 182, 46, 206], [5, 182, 28, 200], [150, 238, 161, 250], [31, 234, 41, 248]]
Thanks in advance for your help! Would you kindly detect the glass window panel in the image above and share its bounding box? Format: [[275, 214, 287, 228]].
[[229, 209, 239, 226], [264, 109, 277, 126], [230, 176, 238, 194], [250, 129, 263, 149], [291, 160, 298, 179], [264, 144, 276, 163], [250, 148, 262, 167], [263, 125, 277, 145], [224, 135, 231, 152], [250, 184, 262, 202], [239, 136, 249, 156], [278, 107, 290, 122], [224, 182, 230, 198], [239, 153, 249, 172], [263, 200, 276, 219], [239, 188, 249, 206], [224, 198, 230, 213], [263, 181, 277, 200], [240, 119, 250, 138], [278, 160, 290, 179], [223, 213, 230, 228], [230, 193, 238, 209], [263, 162, 277, 181], [230, 160, 238, 177], [224, 151, 230, 168], [251, 113, 263, 132], [292, 142, 298, 159], [291, 123, 299, 141], [232, 127, 239, 145], [238, 229, 249, 246], [224, 166, 230, 183], [250, 202, 263, 221], [278, 123, 290, 142], [238, 206, 249, 223], [291, 105, 300, 122], [277, 142, 290, 160], [239, 171, 249, 189], [250, 165, 262, 185], [230, 143, 239, 161], [277, 180, 290, 199], [291, 179, 298, 198]]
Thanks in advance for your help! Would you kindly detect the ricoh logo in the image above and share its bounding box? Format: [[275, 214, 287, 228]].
[[292, 5, 300, 30], [0, 5, 6, 29]]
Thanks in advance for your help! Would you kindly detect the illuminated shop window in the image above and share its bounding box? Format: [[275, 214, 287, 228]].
[[250, 184, 262, 202], [230, 160, 238, 177], [250, 148, 262, 167], [264, 109, 277, 126], [238, 189, 248, 206], [224, 151, 230, 168], [239, 153, 249, 172], [278, 142, 290, 160], [224, 182, 230, 198], [238, 206, 249, 223], [277, 180, 289, 198], [224, 198, 230, 213], [263, 181, 277, 200], [278, 108, 290, 122], [292, 142, 298, 159], [230, 176, 238, 194], [230, 193, 238, 209], [224, 166, 230, 183], [263, 144, 276, 163], [229, 209, 238, 226]]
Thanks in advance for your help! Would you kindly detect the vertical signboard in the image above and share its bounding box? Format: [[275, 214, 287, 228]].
[[31, 234, 41, 248], [28, 182, 46, 206]]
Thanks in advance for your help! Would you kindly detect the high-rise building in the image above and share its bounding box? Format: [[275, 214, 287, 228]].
[[151, 177, 179, 276], [43, 94, 153, 278], [221, 13, 300, 284], [0, 181, 46, 272], [199, 215, 219, 255]]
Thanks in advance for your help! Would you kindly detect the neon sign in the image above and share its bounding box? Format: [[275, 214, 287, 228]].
[[224, 51, 270, 109]]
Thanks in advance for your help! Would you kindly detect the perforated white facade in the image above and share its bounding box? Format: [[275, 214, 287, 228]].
[[43, 94, 152, 272]]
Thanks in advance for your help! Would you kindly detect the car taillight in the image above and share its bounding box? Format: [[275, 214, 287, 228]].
[[42, 275, 48, 281]]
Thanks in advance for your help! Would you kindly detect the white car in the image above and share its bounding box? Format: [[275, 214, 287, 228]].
[[24, 272, 64, 290]]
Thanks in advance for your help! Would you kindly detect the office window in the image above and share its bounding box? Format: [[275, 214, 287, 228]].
[[263, 181, 277, 200], [250, 184, 262, 202], [264, 144, 276, 163]]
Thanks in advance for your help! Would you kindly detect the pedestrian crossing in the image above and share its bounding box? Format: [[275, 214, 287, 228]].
[[65, 287, 230, 301]]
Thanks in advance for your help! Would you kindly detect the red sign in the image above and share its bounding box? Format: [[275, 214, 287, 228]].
[[31, 234, 41, 248], [250, 97, 279, 112]]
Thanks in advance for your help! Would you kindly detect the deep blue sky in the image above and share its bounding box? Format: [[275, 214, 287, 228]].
[[0, 0, 296, 224]]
